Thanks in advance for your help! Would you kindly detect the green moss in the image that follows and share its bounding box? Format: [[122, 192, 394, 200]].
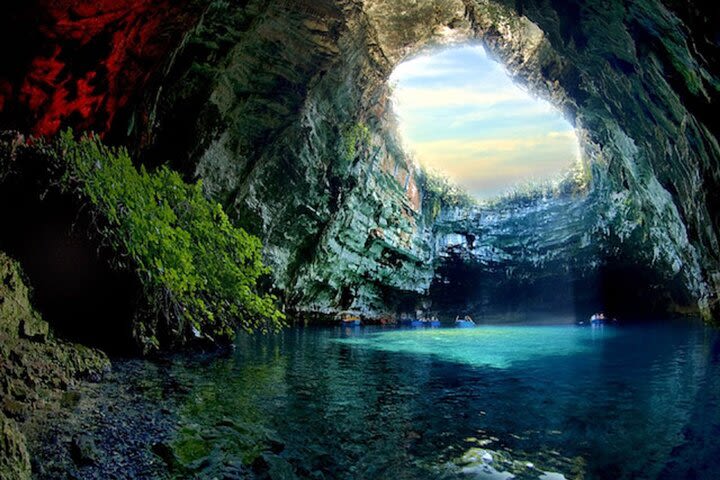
[[340, 123, 371, 166], [0, 252, 46, 341], [482, 161, 591, 208], [0, 414, 31, 480], [53, 131, 285, 351]]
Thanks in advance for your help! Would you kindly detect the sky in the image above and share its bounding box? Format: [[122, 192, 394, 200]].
[[390, 44, 580, 199]]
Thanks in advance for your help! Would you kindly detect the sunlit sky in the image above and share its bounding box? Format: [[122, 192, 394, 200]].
[[390, 44, 579, 199]]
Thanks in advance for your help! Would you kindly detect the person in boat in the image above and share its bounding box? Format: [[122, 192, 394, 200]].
[[456, 315, 476, 325]]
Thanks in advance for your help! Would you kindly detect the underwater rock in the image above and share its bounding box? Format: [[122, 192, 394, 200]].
[[151, 441, 179, 471], [70, 433, 102, 466]]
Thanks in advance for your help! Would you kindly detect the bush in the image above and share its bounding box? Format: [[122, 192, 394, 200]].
[[53, 131, 285, 351], [421, 170, 477, 220], [483, 161, 591, 208], [340, 123, 370, 164]]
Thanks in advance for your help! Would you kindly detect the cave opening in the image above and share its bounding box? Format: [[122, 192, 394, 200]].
[[384, 41, 695, 323], [389, 43, 581, 200], [387, 43, 597, 321]]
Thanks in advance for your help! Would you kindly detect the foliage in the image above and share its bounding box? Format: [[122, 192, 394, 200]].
[[482, 161, 592, 208], [421, 169, 477, 220], [53, 130, 285, 350], [341, 123, 371, 163]]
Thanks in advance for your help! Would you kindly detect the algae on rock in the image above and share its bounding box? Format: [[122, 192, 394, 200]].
[[0, 251, 110, 480]]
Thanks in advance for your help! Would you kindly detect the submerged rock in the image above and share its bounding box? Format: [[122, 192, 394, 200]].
[[70, 433, 102, 466]]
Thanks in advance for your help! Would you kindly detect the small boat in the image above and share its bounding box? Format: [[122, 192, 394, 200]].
[[337, 311, 362, 327], [455, 320, 475, 328], [429, 320, 441, 327]]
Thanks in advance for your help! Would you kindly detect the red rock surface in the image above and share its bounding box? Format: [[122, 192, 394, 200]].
[[0, 0, 200, 137]]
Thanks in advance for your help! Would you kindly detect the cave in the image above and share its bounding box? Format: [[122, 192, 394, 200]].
[[0, 140, 141, 351], [1, 1, 720, 479], [1, 0, 717, 322]]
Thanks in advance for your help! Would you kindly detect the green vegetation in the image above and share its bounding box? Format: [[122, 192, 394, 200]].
[[482, 161, 591, 208], [422, 169, 477, 220], [341, 123, 371, 164], [53, 131, 284, 351], [421, 161, 590, 219]]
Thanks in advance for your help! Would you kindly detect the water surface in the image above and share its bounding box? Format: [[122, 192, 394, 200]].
[[170, 322, 720, 479]]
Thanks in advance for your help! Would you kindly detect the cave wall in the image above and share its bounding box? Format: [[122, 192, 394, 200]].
[[0, 0, 204, 137], [431, 185, 698, 318], [128, 0, 443, 317], [460, 0, 720, 318], [1, 0, 718, 320], [431, 191, 603, 317], [359, 0, 720, 319], [0, 250, 110, 480]]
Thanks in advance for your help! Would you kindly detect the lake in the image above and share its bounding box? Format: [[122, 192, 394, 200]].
[[162, 321, 720, 479]]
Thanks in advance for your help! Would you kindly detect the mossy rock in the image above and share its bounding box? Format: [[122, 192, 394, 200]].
[[0, 413, 31, 480], [0, 252, 48, 342]]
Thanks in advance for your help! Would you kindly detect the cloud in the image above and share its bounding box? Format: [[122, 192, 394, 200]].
[[414, 132, 576, 155], [390, 45, 488, 81], [409, 132, 580, 198], [390, 44, 579, 198], [547, 130, 576, 139], [448, 101, 557, 127], [393, 85, 528, 110]]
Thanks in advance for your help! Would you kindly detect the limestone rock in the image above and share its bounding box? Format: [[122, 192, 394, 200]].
[[0, 413, 31, 480], [1, 0, 719, 320]]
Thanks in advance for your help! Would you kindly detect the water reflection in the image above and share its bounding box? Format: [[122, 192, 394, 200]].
[[167, 322, 720, 479]]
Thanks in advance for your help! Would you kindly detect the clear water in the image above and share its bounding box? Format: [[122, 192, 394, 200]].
[[171, 322, 720, 479]]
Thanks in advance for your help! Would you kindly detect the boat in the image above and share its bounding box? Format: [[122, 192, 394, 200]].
[[455, 320, 475, 328], [429, 320, 441, 327], [337, 311, 362, 327]]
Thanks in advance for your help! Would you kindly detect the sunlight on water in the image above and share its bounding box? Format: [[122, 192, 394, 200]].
[[155, 322, 720, 479], [336, 326, 616, 369]]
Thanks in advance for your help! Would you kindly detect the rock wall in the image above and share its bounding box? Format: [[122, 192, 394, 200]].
[[0, 0, 718, 320], [431, 191, 601, 316], [458, 0, 720, 318], [132, 0, 439, 317], [0, 251, 110, 480]]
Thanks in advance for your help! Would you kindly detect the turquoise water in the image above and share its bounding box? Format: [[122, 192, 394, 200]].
[[172, 322, 720, 479]]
